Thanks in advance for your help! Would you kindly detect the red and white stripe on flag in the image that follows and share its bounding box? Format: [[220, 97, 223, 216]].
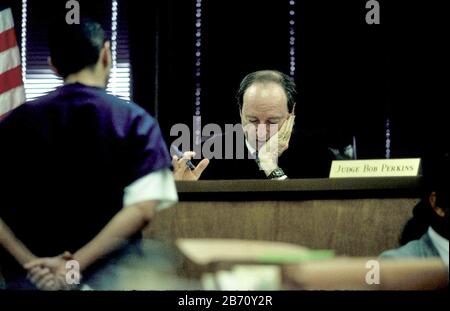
[[0, 7, 26, 120]]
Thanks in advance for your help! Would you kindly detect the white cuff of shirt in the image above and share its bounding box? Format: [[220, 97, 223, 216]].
[[123, 168, 178, 212]]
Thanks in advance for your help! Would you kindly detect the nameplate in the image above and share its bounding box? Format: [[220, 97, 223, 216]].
[[329, 158, 421, 178]]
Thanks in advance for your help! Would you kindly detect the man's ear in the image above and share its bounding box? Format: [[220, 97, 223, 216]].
[[429, 192, 446, 217], [100, 41, 112, 68], [47, 57, 61, 77]]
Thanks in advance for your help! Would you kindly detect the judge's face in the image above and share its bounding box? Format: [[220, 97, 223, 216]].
[[241, 82, 289, 150]]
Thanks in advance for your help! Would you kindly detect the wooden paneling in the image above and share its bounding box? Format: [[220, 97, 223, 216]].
[[146, 198, 418, 257]]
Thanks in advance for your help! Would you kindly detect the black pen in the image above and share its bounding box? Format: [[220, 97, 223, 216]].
[[171, 145, 196, 170]]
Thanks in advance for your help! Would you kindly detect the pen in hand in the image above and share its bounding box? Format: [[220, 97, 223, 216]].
[[171, 145, 196, 170]]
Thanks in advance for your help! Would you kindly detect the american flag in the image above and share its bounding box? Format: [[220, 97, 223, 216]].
[[0, 5, 25, 121]]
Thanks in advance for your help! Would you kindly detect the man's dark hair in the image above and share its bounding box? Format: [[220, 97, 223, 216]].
[[236, 70, 297, 112], [400, 152, 449, 245], [48, 19, 107, 78]]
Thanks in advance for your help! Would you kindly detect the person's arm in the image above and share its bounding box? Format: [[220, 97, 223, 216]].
[[0, 218, 36, 265], [25, 200, 158, 273], [23, 200, 159, 290], [73, 200, 158, 271], [25, 168, 178, 289]]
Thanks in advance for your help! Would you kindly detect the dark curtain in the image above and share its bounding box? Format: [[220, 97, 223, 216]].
[[8, 0, 447, 160]]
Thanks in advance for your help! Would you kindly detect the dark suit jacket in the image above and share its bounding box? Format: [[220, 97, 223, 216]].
[[198, 129, 334, 180]]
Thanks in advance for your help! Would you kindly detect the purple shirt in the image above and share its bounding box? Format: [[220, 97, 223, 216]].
[[0, 83, 171, 283]]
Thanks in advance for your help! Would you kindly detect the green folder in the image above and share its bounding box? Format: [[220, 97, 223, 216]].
[[258, 250, 334, 263]]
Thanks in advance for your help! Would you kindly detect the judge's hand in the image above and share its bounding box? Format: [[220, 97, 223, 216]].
[[172, 151, 210, 181], [24, 251, 80, 290], [258, 115, 295, 175]]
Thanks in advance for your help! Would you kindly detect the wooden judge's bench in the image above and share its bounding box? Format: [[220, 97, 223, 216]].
[[147, 177, 422, 257]]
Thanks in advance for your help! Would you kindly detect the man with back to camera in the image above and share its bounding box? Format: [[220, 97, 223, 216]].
[[173, 70, 335, 180], [380, 153, 449, 272], [0, 19, 177, 290]]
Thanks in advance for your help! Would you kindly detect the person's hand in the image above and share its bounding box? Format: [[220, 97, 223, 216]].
[[24, 251, 80, 290], [172, 151, 210, 181], [258, 115, 295, 175]]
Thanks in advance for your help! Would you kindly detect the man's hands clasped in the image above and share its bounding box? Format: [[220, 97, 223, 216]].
[[24, 251, 80, 290]]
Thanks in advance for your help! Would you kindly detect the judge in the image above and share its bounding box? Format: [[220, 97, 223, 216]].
[[173, 70, 334, 180]]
